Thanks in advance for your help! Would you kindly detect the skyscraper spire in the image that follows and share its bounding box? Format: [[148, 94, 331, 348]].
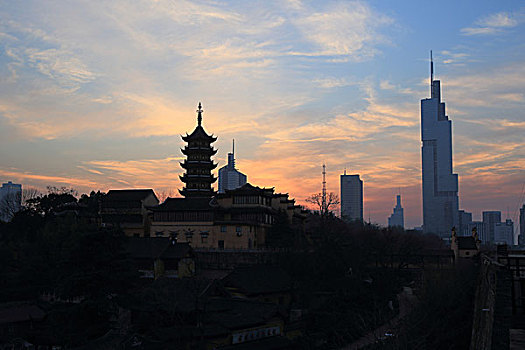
[[232, 139, 235, 157], [196, 102, 203, 126], [430, 50, 434, 93]]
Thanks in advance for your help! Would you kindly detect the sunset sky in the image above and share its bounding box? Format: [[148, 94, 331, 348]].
[[1, 0, 524, 228]]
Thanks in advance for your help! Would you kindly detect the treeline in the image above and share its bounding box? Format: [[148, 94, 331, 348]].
[[0, 188, 478, 349]]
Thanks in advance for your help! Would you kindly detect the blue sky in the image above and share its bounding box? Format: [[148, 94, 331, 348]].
[[1, 0, 524, 228]]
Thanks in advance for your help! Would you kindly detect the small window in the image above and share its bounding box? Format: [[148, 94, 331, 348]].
[[465, 251, 470, 256], [218, 240, 225, 250], [220, 226, 227, 232], [201, 236, 208, 244]]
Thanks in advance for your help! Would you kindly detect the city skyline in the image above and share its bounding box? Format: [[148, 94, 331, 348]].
[[1, 1, 524, 228]]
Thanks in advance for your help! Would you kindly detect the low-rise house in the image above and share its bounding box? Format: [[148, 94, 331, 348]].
[[100, 189, 159, 237], [222, 265, 292, 306], [125, 237, 195, 278], [0, 303, 46, 343]]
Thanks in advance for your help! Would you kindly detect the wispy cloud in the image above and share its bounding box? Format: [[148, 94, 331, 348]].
[[461, 11, 522, 35]]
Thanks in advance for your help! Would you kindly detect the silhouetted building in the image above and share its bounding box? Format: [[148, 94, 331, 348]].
[[458, 210, 472, 235], [519, 204, 525, 246], [482, 211, 501, 243], [150, 183, 305, 250], [388, 194, 404, 229], [340, 171, 363, 222], [125, 237, 195, 278], [495, 219, 514, 246], [179, 102, 218, 198], [100, 189, 159, 237], [451, 226, 480, 259], [218, 140, 247, 193], [0, 181, 22, 222], [421, 53, 459, 238], [467, 221, 488, 243]]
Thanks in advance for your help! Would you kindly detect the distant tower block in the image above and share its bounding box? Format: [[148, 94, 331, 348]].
[[421, 51, 459, 237], [388, 194, 404, 229], [179, 102, 218, 198], [218, 139, 247, 193], [340, 170, 363, 222]]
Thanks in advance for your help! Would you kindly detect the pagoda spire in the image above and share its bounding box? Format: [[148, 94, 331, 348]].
[[197, 102, 203, 126]]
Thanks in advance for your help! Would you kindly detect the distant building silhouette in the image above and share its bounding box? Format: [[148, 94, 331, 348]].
[[340, 171, 363, 222], [482, 211, 501, 243], [218, 140, 247, 193], [495, 219, 514, 246], [0, 181, 22, 222], [421, 52, 459, 238], [467, 221, 488, 243], [179, 102, 218, 198], [458, 209, 473, 235], [388, 194, 404, 229], [518, 204, 525, 245]]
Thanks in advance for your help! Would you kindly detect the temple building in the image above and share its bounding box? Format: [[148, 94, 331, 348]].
[[179, 102, 218, 198], [148, 103, 306, 250]]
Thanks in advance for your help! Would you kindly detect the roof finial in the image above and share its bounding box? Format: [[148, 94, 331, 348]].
[[196, 102, 203, 126]]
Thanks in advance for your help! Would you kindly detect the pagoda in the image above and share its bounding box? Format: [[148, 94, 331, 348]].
[[179, 103, 218, 197]]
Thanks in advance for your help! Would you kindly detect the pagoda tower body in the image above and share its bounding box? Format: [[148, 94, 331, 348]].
[[179, 103, 218, 198]]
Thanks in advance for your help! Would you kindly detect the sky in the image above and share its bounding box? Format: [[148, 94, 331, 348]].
[[1, 0, 524, 229]]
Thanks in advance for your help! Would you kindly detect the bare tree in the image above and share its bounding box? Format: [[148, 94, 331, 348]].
[[305, 192, 340, 216], [156, 188, 177, 203], [22, 187, 41, 205]]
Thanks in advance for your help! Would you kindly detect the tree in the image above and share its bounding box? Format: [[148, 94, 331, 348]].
[[305, 192, 340, 216]]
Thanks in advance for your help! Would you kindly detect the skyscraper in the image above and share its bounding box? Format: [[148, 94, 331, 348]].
[[518, 204, 525, 245], [482, 211, 501, 243], [388, 194, 404, 229], [494, 219, 514, 246], [421, 52, 459, 238], [340, 171, 363, 222], [218, 140, 247, 193]]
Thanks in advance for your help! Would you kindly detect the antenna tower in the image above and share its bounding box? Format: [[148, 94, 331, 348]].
[[322, 163, 327, 214]]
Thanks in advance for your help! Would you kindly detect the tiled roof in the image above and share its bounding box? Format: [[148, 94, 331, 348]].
[[457, 236, 478, 250], [151, 197, 213, 211], [0, 303, 46, 324], [223, 265, 291, 295], [106, 189, 157, 201], [125, 237, 192, 260]]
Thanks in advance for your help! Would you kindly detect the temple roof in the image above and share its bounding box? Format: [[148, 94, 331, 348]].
[[457, 236, 478, 250], [151, 197, 214, 211], [181, 102, 217, 142], [106, 189, 158, 202]]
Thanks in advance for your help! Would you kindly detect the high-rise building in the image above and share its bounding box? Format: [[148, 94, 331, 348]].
[[467, 221, 488, 243], [458, 210, 473, 235], [218, 140, 247, 193], [388, 195, 404, 229], [0, 181, 22, 222], [340, 171, 363, 222], [518, 204, 525, 245], [494, 219, 514, 246], [421, 52, 459, 238], [482, 211, 501, 243], [179, 103, 218, 198]]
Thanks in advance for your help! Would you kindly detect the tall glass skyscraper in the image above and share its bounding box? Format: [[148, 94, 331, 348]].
[[340, 171, 363, 222], [218, 140, 247, 193], [421, 53, 459, 238]]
